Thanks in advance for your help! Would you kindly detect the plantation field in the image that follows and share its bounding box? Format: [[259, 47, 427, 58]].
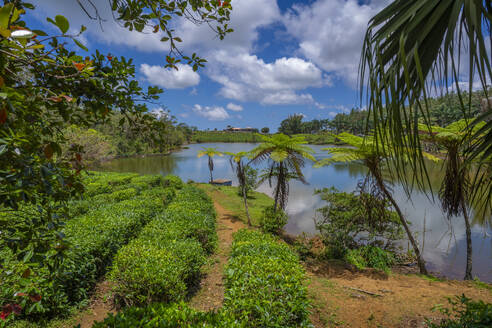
[[2, 173, 313, 327], [2, 172, 211, 326]]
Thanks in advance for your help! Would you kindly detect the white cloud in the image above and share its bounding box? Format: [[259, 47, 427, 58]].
[[177, 0, 280, 54], [32, 1, 170, 53], [207, 51, 329, 105], [283, 0, 390, 87], [193, 104, 230, 121], [140, 64, 200, 89], [226, 103, 243, 111], [150, 107, 169, 119]]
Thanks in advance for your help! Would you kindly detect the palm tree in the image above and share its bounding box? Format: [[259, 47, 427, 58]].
[[360, 1, 492, 202], [419, 119, 485, 280], [315, 132, 439, 275], [225, 151, 253, 226], [250, 134, 315, 211], [197, 147, 223, 183]]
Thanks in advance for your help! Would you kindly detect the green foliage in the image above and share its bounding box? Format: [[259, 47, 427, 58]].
[[279, 114, 305, 135], [62, 126, 115, 164], [345, 246, 395, 273], [163, 175, 184, 189], [0, 172, 180, 321], [328, 108, 372, 135], [426, 295, 492, 327], [251, 134, 315, 210], [259, 205, 288, 235], [315, 187, 403, 259], [197, 147, 223, 182], [192, 131, 262, 143], [0, 1, 232, 308], [93, 112, 193, 157], [197, 184, 274, 226], [261, 127, 270, 134], [241, 166, 258, 198], [109, 185, 216, 306], [109, 238, 205, 306], [224, 229, 312, 327], [91, 302, 242, 328]]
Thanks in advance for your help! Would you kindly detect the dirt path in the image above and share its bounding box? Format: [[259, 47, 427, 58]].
[[189, 198, 245, 311], [74, 281, 115, 328], [306, 260, 492, 328]]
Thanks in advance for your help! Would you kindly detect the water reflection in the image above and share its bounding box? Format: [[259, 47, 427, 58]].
[[97, 143, 492, 282]]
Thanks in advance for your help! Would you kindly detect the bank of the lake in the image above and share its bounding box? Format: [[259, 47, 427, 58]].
[[97, 142, 492, 282], [191, 131, 340, 145]]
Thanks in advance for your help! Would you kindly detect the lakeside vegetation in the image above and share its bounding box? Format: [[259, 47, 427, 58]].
[[1, 0, 491, 327]]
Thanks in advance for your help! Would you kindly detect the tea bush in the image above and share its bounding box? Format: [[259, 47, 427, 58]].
[[130, 175, 164, 187], [224, 229, 312, 327], [109, 185, 216, 306], [92, 302, 242, 328], [109, 239, 205, 306], [163, 175, 184, 189], [0, 172, 181, 321], [259, 205, 288, 235]]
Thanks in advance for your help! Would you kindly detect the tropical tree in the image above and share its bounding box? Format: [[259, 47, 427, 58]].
[[278, 114, 304, 135], [419, 119, 486, 280], [250, 134, 315, 210], [261, 127, 270, 134], [197, 147, 223, 183], [225, 151, 254, 226], [360, 0, 491, 201], [315, 133, 439, 275]]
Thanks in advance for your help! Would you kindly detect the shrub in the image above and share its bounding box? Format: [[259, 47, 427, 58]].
[[0, 173, 176, 320], [109, 239, 205, 306], [162, 175, 184, 189], [259, 206, 288, 234], [426, 295, 492, 327], [92, 302, 242, 328], [345, 245, 395, 272], [139, 187, 176, 207], [130, 175, 163, 187], [84, 182, 112, 197], [224, 229, 312, 328], [109, 184, 216, 306], [315, 187, 403, 260]]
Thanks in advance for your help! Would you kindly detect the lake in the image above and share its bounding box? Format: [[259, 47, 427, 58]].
[[97, 142, 492, 282]]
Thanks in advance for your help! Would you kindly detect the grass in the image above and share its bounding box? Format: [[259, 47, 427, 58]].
[[413, 274, 446, 282], [473, 277, 492, 294], [197, 184, 273, 226]]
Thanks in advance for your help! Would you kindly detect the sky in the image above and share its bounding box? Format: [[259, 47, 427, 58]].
[[29, 0, 393, 131]]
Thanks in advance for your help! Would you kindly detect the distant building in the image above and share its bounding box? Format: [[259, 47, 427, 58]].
[[224, 127, 258, 132]]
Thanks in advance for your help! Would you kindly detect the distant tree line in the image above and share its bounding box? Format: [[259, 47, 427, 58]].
[[278, 89, 490, 136], [65, 112, 195, 163]]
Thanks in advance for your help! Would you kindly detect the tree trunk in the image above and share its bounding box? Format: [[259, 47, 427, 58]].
[[242, 184, 252, 226], [273, 163, 283, 211], [461, 202, 473, 280], [208, 157, 213, 183], [379, 179, 428, 275], [273, 183, 280, 211]]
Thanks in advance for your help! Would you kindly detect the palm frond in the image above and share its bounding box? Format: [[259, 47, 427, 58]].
[[360, 0, 492, 192]]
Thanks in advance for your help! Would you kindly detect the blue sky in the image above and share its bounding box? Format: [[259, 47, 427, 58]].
[[29, 0, 391, 131]]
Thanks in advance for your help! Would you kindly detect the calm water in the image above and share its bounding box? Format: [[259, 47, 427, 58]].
[[98, 143, 492, 282]]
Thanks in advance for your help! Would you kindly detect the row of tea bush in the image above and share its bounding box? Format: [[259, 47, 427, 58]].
[[1, 172, 182, 322], [108, 185, 217, 306], [93, 229, 312, 327]]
